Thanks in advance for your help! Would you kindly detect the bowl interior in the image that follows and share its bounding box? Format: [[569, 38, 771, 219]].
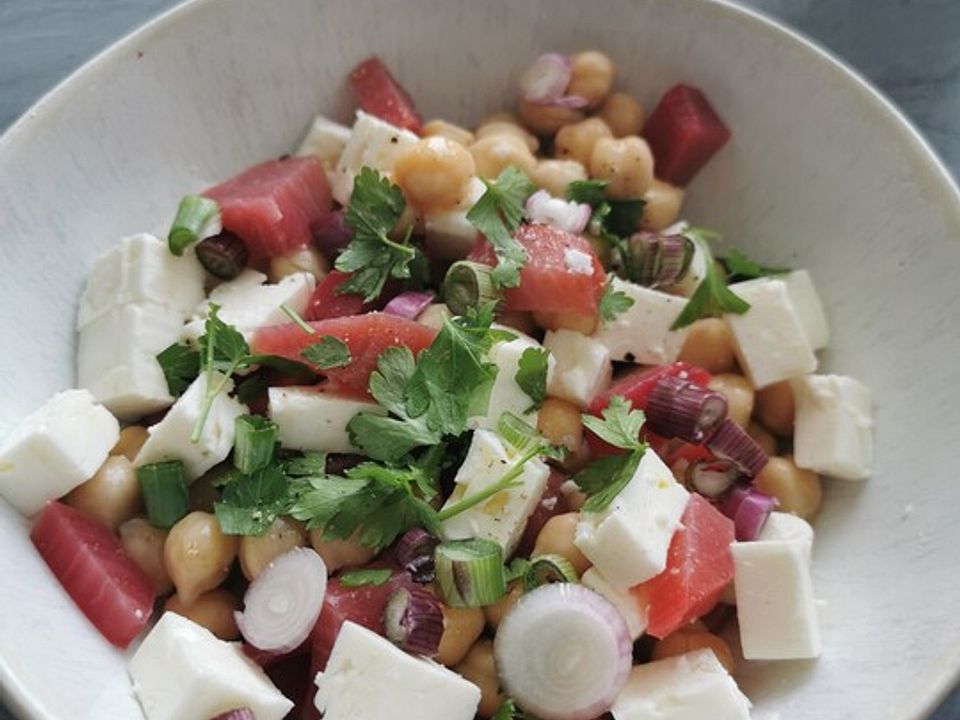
[[1, 1, 959, 718]]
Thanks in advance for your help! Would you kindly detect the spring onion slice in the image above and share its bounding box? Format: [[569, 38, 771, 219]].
[[384, 586, 444, 657], [524, 554, 579, 591], [233, 415, 279, 475], [645, 375, 728, 443], [136, 460, 188, 529], [625, 231, 694, 288], [707, 418, 769, 478], [195, 232, 249, 280], [394, 528, 438, 583], [434, 539, 506, 608], [168, 195, 221, 256], [686, 458, 740, 499], [443, 260, 499, 315], [720, 484, 779, 541]]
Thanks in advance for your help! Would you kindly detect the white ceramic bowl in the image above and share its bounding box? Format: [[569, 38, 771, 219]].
[[1, 1, 958, 718]]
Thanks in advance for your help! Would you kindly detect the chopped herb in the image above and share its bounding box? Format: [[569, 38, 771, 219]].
[[282, 451, 329, 477], [598, 276, 635, 324], [670, 228, 750, 330], [338, 568, 394, 587], [723, 247, 790, 283], [581, 395, 647, 450], [280, 303, 316, 334], [214, 464, 293, 536], [515, 347, 550, 412], [301, 336, 352, 369], [336, 167, 421, 302], [492, 699, 532, 720], [156, 343, 200, 396], [567, 179, 646, 262], [467, 166, 536, 288]]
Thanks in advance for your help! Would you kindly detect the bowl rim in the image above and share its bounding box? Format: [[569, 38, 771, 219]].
[[1, 0, 959, 718]]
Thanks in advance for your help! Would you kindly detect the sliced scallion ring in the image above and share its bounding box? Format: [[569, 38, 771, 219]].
[[443, 260, 499, 315], [434, 538, 506, 608], [168, 195, 221, 256], [524, 553, 579, 591]]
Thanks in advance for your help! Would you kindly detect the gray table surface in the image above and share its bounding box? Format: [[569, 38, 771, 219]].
[[0, 0, 958, 718]]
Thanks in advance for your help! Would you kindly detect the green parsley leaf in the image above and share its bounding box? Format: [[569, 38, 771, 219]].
[[336, 167, 421, 302], [598, 276, 635, 324], [574, 451, 643, 513], [467, 166, 535, 288], [567, 178, 646, 247], [156, 343, 200, 396], [338, 568, 393, 587], [670, 228, 750, 330], [492, 699, 535, 720], [300, 336, 352, 369], [213, 465, 293, 535], [515, 347, 550, 413], [566, 179, 608, 207], [282, 451, 329, 477], [581, 396, 647, 451], [723, 247, 790, 283]]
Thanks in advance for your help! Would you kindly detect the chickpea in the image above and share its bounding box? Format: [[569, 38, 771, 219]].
[[66, 456, 141, 530], [754, 380, 795, 437], [469, 134, 537, 179], [309, 528, 376, 573], [554, 118, 612, 167], [475, 121, 539, 153], [455, 640, 504, 718], [436, 605, 486, 667], [755, 456, 822, 519], [532, 310, 597, 335], [589, 136, 655, 200], [533, 159, 588, 198], [478, 111, 521, 127], [597, 92, 645, 138], [495, 310, 536, 336], [652, 628, 736, 674], [165, 588, 241, 640], [393, 136, 476, 213], [518, 98, 584, 136], [483, 582, 524, 630], [567, 51, 616, 108], [239, 516, 307, 580], [709, 373, 754, 428], [537, 398, 584, 453], [112, 425, 149, 462], [119, 518, 173, 595], [746, 422, 778, 457], [532, 512, 591, 575], [678, 319, 736, 374], [268, 246, 329, 283], [164, 511, 238, 605], [640, 179, 685, 231], [417, 303, 452, 331], [422, 119, 475, 148]]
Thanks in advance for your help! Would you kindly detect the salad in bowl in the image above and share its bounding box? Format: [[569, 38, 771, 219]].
[[0, 50, 872, 720]]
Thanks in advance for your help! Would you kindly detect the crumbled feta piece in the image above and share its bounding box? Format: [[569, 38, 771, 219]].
[[782, 270, 829, 350], [563, 248, 595, 275], [134, 373, 247, 480], [182, 270, 315, 344], [611, 649, 751, 720], [581, 568, 649, 640], [543, 329, 612, 408], [268, 387, 384, 454], [575, 449, 690, 588], [724, 278, 817, 388], [439, 429, 550, 556], [792, 374, 872, 480], [129, 612, 292, 720], [591, 278, 688, 364], [423, 177, 486, 261], [0, 390, 119, 516], [336, 111, 419, 200], [78, 302, 181, 420], [78, 233, 206, 328], [296, 115, 352, 168], [731, 512, 821, 659], [315, 621, 481, 720]]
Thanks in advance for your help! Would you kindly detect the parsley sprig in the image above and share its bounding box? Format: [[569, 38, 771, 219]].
[[669, 227, 750, 330], [723, 247, 790, 283], [574, 396, 649, 511], [598, 277, 635, 324], [567, 179, 645, 267], [514, 347, 550, 413], [467, 166, 536, 288]]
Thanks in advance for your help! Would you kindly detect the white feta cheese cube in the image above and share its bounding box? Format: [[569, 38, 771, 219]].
[[724, 278, 817, 388], [268, 387, 384, 454], [182, 270, 315, 344], [327, 168, 355, 207], [134, 373, 247, 480], [611, 649, 751, 720], [423, 177, 485, 261], [296, 115, 352, 167], [439, 429, 550, 557], [0, 390, 119, 516], [336, 110, 419, 186], [77, 302, 181, 420], [543, 329, 612, 408], [575, 449, 690, 588], [782, 270, 829, 350], [78, 233, 206, 328], [591, 278, 688, 365], [315, 621, 480, 720], [731, 512, 821, 659], [792, 374, 873, 480], [581, 568, 649, 640], [129, 612, 292, 720]]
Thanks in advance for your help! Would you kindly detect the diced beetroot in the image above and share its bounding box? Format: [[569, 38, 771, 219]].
[[516, 470, 568, 557], [251, 313, 436, 397], [636, 495, 735, 639], [467, 224, 606, 316], [205, 157, 332, 259], [31, 502, 155, 648], [349, 57, 422, 133], [642, 84, 731, 186]]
